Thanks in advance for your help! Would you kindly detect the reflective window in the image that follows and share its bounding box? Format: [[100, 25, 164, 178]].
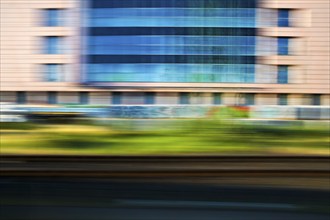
[[278, 94, 288, 105], [91, 8, 256, 18], [79, 92, 89, 105], [16, 92, 26, 104], [90, 27, 256, 36], [48, 92, 57, 104], [213, 93, 222, 105], [112, 92, 122, 104], [278, 9, 290, 27], [278, 37, 289, 55], [245, 94, 255, 105], [278, 66, 288, 84], [44, 37, 62, 54], [44, 9, 63, 26], [44, 64, 63, 82], [145, 93, 155, 104], [311, 94, 321, 105], [90, 17, 256, 28], [90, 0, 257, 8], [179, 93, 190, 104], [86, 64, 255, 83]]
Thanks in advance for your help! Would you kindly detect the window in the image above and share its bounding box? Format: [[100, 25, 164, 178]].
[[278, 94, 288, 105], [44, 36, 62, 54], [277, 65, 288, 84], [278, 9, 290, 27], [213, 93, 222, 105], [311, 94, 321, 105], [179, 93, 190, 104], [44, 9, 63, 26], [278, 37, 290, 55], [79, 92, 89, 105], [47, 92, 57, 104], [16, 92, 26, 104], [112, 92, 122, 104], [245, 94, 255, 105], [44, 64, 63, 82], [145, 92, 155, 104]]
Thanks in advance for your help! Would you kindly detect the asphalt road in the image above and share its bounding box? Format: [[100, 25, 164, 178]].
[[2, 205, 329, 220], [1, 178, 329, 220]]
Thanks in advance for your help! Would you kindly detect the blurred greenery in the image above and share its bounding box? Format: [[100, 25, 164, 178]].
[[0, 119, 329, 155]]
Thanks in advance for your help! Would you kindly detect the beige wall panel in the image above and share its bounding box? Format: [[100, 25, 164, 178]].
[[190, 93, 213, 105], [222, 94, 238, 105], [289, 66, 306, 84], [155, 93, 179, 105], [121, 92, 145, 105], [58, 92, 79, 104], [258, 28, 307, 37], [27, 92, 47, 104], [0, 92, 16, 103], [90, 92, 111, 105], [256, 94, 277, 105], [288, 94, 304, 105], [255, 65, 277, 83], [321, 95, 330, 106], [290, 9, 312, 27]]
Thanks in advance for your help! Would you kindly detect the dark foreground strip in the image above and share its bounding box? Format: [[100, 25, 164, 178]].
[[1, 169, 329, 178]]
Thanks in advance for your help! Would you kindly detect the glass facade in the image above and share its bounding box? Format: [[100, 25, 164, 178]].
[[84, 0, 257, 83]]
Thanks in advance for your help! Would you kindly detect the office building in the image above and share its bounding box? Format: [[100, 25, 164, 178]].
[[1, 0, 329, 106]]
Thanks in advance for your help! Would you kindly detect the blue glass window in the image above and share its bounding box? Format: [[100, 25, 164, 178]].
[[79, 92, 89, 104], [145, 93, 155, 104], [44, 64, 62, 82], [48, 92, 57, 104], [213, 93, 222, 105], [44, 37, 62, 54], [16, 92, 26, 104], [278, 66, 288, 84], [278, 94, 288, 105], [278, 37, 289, 55], [112, 92, 122, 104], [278, 9, 290, 27], [44, 9, 63, 26], [179, 93, 190, 104], [245, 94, 255, 105]]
